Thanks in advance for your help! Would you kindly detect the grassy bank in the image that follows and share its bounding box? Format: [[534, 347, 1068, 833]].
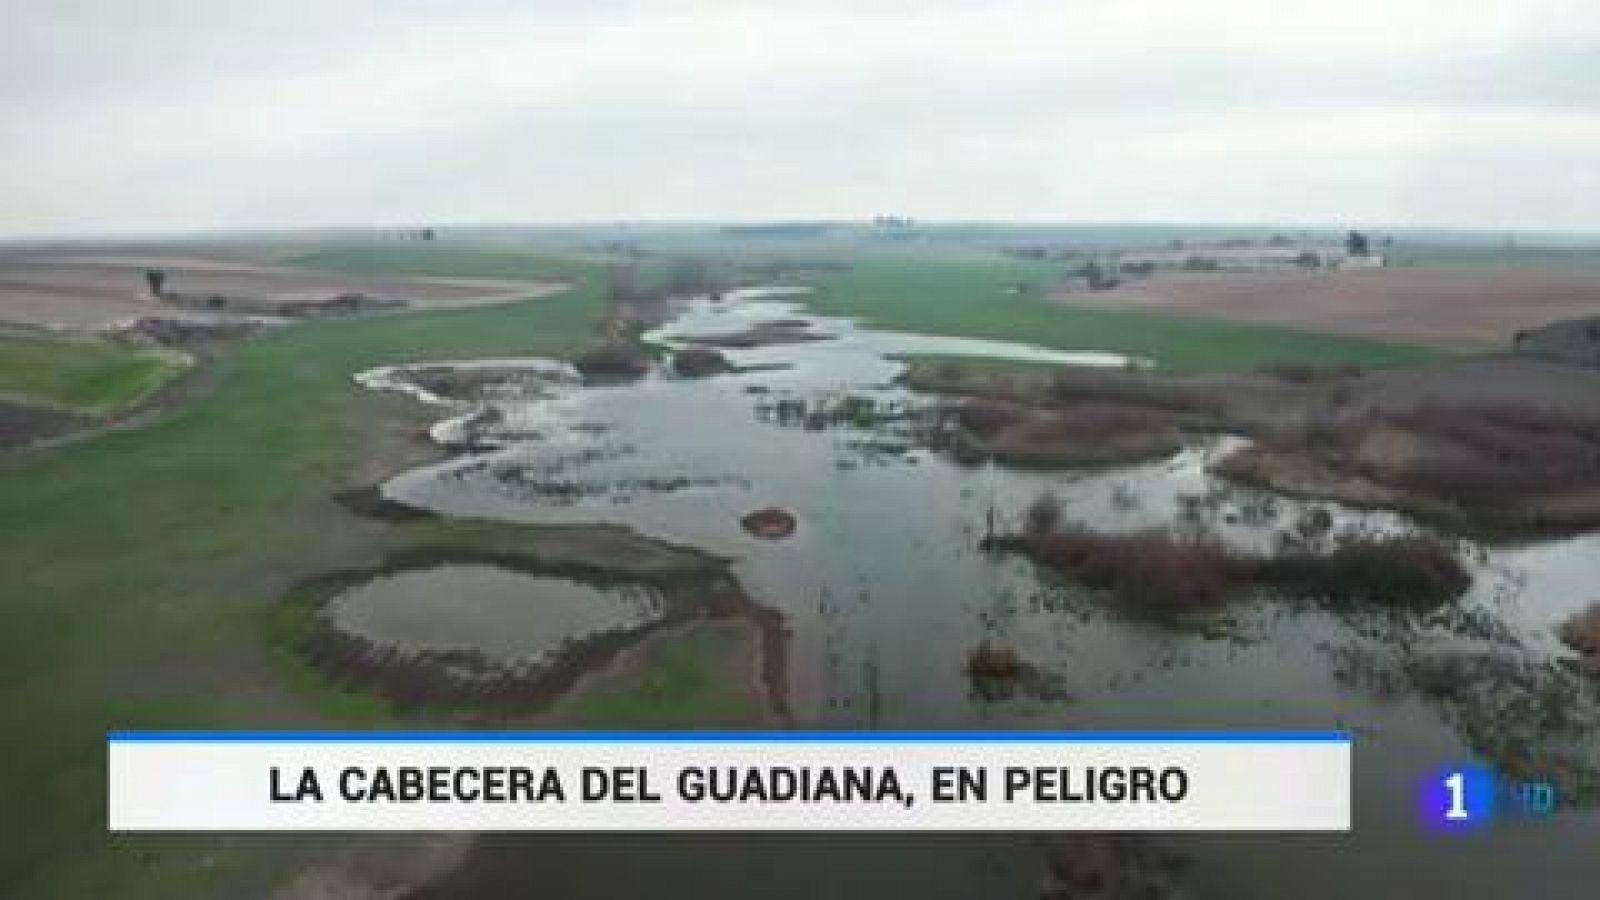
[[0, 330, 183, 414], [0, 244, 1440, 898], [0, 250, 603, 899], [807, 258, 1441, 373]]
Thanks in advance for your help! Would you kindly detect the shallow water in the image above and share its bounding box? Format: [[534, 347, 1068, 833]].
[[359, 287, 1599, 899], [325, 564, 662, 674]]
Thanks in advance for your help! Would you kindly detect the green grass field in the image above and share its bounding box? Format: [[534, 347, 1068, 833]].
[[805, 258, 1441, 373], [563, 624, 764, 727], [0, 249, 604, 899], [0, 332, 184, 414], [0, 242, 1439, 899]]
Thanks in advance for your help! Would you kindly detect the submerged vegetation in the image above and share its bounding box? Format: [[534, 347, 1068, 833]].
[[990, 493, 1471, 618], [945, 396, 1183, 468], [0, 233, 1592, 898]]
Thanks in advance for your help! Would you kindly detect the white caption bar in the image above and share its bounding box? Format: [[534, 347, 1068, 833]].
[[108, 732, 1350, 832]]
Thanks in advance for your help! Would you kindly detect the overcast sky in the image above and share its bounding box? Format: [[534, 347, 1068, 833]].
[[4, 0, 1599, 237]]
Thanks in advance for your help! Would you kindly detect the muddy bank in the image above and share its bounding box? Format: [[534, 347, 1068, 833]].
[[332, 389, 458, 517], [333, 484, 439, 521]]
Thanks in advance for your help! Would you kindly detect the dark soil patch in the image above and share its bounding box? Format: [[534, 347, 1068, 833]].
[[0, 399, 85, 450]]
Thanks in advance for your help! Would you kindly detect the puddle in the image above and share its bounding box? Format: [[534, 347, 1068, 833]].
[[323, 564, 664, 675], [355, 286, 1600, 899]]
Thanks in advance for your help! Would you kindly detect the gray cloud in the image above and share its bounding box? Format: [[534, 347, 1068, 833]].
[[3, 0, 1599, 235]]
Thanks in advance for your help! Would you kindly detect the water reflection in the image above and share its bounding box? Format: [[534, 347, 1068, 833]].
[[358, 287, 1600, 899]]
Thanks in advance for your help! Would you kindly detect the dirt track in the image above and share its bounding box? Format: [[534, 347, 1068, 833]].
[[0, 254, 566, 328], [1057, 266, 1600, 348]]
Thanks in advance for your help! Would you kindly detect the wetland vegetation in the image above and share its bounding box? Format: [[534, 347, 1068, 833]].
[[2, 236, 1597, 900]]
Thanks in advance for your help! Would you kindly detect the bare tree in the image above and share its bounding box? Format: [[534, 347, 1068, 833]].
[[143, 269, 166, 299]]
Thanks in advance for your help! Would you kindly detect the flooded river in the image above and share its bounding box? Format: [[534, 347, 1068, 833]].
[[360, 288, 1598, 899]]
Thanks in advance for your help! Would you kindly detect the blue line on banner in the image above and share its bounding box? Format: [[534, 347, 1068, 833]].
[[108, 730, 1351, 744]]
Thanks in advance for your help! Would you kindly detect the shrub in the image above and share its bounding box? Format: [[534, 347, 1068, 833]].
[[1108, 531, 1239, 613], [574, 343, 650, 378], [1261, 534, 1470, 611], [1376, 406, 1600, 511], [671, 344, 729, 377], [1023, 492, 1063, 536], [965, 640, 1025, 679], [956, 396, 1030, 438], [1001, 501, 1470, 617], [988, 405, 1179, 468], [1018, 526, 1240, 615]]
